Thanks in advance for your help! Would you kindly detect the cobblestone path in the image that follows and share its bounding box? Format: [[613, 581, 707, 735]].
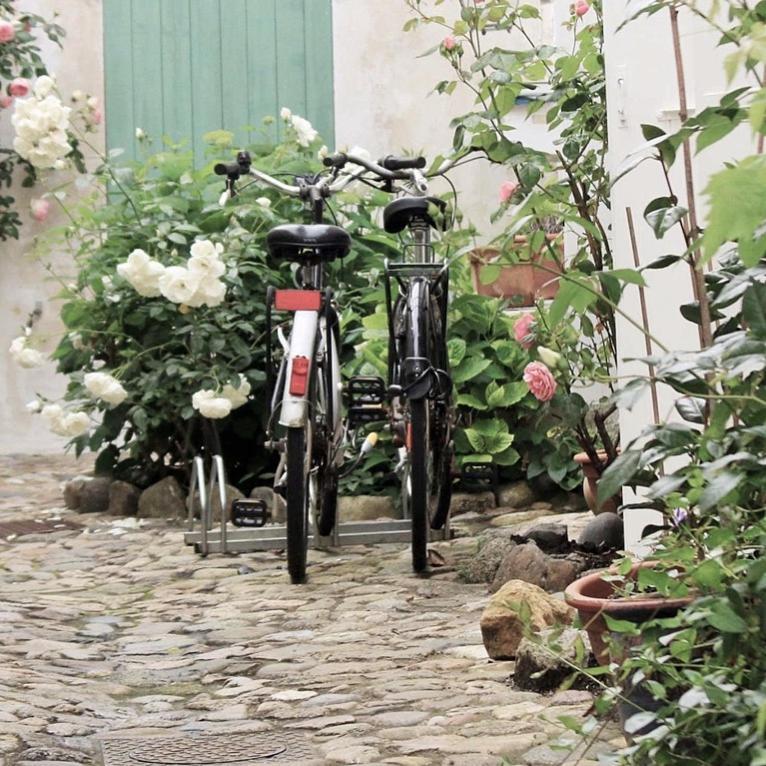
[[0, 456, 617, 766]]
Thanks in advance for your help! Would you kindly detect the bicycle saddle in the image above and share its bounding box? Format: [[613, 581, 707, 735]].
[[266, 224, 351, 262], [383, 196, 449, 234]]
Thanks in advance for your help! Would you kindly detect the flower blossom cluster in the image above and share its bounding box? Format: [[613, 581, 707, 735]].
[[84, 371, 128, 406], [280, 107, 318, 148], [11, 76, 73, 169], [192, 376, 251, 419], [41, 404, 89, 437], [9, 335, 45, 368], [117, 240, 227, 308]]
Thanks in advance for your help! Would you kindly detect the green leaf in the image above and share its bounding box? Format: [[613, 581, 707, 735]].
[[453, 356, 491, 384], [485, 380, 528, 408], [457, 393, 488, 410], [707, 602, 747, 633], [699, 470, 741, 511], [703, 155, 766, 265], [597, 450, 641, 503], [448, 338, 467, 366], [743, 282, 766, 338], [644, 202, 688, 239]]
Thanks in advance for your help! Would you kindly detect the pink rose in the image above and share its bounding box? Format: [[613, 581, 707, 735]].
[[9, 77, 29, 97], [0, 21, 15, 43], [523, 361, 557, 402], [499, 180, 519, 203], [443, 35, 456, 51], [514, 313, 535, 349], [0, 94, 12, 109], [90, 108, 102, 125], [30, 198, 51, 222], [575, 0, 590, 16]]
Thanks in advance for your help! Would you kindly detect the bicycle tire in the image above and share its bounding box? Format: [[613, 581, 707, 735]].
[[317, 471, 337, 536], [286, 426, 309, 584], [409, 397, 430, 573]]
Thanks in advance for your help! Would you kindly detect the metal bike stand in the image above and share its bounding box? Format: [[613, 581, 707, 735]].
[[184, 518, 451, 556], [186, 454, 228, 556]]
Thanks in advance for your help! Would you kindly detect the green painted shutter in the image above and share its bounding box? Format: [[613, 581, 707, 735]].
[[103, 0, 334, 164]]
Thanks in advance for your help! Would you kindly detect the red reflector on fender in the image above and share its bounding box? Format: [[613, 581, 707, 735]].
[[289, 356, 311, 396], [274, 290, 322, 312]]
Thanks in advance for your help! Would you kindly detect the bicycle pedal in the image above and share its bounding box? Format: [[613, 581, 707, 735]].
[[460, 462, 497, 486], [347, 376, 387, 426], [231, 499, 271, 528]]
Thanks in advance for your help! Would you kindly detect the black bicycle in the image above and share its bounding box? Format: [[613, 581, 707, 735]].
[[215, 150, 455, 579]]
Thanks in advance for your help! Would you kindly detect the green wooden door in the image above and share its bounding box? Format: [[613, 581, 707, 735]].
[[103, 0, 334, 164]]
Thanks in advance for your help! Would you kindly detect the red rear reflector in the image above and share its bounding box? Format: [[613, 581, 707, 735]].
[[274, 290, 322, 312], [289, 356, 311, 396]]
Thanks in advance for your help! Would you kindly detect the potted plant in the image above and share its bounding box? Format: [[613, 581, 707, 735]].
[[469, 218, 564, 306]]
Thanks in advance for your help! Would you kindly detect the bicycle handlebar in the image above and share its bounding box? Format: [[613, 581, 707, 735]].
[[379, 154, 426, 171]]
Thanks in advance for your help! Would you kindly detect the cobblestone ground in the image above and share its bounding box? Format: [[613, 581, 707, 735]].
[[0, 456, 619, 766]]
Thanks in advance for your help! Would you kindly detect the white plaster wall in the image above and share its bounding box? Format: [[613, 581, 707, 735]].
[[331, 0, 562, 234], [603, 2, 757, 548], [0, 0, 105, 454]]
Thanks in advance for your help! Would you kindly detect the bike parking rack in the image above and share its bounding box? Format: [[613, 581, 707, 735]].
[[184, 454, 451, 556]]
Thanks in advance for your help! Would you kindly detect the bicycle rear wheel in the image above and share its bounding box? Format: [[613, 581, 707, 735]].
[[285, 426, 310, 584]]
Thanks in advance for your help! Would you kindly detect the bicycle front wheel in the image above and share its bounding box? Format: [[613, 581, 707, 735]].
[[286, 426, 310, 584], [409, 398, 431, 573]]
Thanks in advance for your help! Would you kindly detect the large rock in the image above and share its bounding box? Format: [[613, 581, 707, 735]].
[[457, 537, 515, 584], [191, 484, 245, 523], [138, 477, 186, 519], [63, 475, 90, 510], [337, 495, 396, 521], [480, 580, 574, 660], [519, 523, 568, 550], [78, 477, 111, 514], [108, 480, 140, 516], [578, 512, 624, 551], [449, 491, 496, 516], [514, 628, 592, 692], [498, 480, 537, 509], [491, 542, 580, 593]]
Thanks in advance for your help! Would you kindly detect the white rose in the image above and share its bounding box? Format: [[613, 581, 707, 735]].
[[41, 404, 89, 437], [222, 376, 251, 409], [26, 400, 41, 413], [188, 240, 225, 278], [158, 266, 202, 305], [280, 106, 292, 121], [317, 145, 328, 161], [61, 411, 90, 437], [11, 93, 72, 169], [291, 114, 318, 148], [116, 248, 166, 297], [84, 371, 128, 406], [71, 89, 85, 102], [9, 335, 45, 368], [33, 75, 56, 99], [135, 127, 146, 140], [190, 276, 226, 308], [256, 197, 271, 209], [192, 389, 232, 419]]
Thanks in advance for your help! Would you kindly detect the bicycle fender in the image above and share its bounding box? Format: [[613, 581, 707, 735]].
[[278, 310, 319, 428]]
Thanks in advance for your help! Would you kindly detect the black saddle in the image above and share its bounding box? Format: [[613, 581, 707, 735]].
[[266, 224, 351, 263], [383, 196, 449, 234]]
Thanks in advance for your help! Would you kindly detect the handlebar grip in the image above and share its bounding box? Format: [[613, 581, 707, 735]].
[[322, 152, 348, 168], [214, 161, 241, 176], [214, 151, 252, 177], [379, 155, 426, 171]]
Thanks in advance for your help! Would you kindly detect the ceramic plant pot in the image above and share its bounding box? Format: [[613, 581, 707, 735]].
[[574, 450, 619, 515], [565, 563, 693, 741], [469, 235, 562, 306]]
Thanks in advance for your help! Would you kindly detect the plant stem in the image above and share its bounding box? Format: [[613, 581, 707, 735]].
[[669, 4, 714, 350]]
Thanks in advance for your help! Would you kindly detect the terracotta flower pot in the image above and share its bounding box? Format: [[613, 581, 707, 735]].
[[469, 235, 562, 306], [565, 563, 693, 741], [564, 563, 692, 666], [573, 450, 618, 515]]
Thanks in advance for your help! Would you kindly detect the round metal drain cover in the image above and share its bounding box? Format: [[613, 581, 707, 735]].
[[128, 734, 286, 764]]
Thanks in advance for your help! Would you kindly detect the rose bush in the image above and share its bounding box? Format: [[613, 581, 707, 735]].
[[25, 122, 400, 490]]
